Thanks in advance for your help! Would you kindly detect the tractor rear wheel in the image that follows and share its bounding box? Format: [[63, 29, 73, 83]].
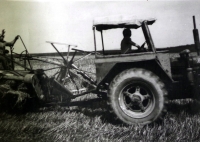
[[108, 68, 168, 125]]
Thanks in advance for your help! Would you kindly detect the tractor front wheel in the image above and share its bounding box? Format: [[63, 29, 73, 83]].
[[108, 68, 168, 125]]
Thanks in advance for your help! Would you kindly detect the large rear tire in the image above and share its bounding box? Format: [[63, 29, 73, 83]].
[[108, 68, 168, 125]]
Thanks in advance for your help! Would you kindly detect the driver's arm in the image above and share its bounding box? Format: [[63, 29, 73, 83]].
[[129, 40, 141, 49]]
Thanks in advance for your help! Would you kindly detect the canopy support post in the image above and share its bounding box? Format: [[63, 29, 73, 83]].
[[100, 30, 105, 55], [93, 26, 97, 56]]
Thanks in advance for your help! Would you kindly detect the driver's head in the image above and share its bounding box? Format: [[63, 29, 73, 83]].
[[123, 28, 131, 37]]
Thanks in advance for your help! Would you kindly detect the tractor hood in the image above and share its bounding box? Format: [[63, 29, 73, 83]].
[[93, 15, 156, 31]]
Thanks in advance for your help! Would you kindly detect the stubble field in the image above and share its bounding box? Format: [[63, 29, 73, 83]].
[[1, 56, 200, 142]]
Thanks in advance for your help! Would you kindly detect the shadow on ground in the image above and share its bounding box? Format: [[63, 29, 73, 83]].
[[2, 96, 200, 126], [167, 99, 200, 115]]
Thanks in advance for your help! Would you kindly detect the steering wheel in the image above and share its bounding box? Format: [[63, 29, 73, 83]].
[[138, 41, 148, 52]]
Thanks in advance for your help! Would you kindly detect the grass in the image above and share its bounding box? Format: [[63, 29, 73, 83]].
[[1, 99, 200, 142], [1, 56, 200, 141]]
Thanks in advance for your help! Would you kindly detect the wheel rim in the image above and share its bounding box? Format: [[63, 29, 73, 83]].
[[118, 81, 155, 119]]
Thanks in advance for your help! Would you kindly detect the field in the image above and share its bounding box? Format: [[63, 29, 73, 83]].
[[1, 56, 200, 142]]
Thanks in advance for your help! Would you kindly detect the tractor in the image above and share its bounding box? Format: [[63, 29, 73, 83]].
[[0, 15, 200, 125], [92, 15, 200, 125]]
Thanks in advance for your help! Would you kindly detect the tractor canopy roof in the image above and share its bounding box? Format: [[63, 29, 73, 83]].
[[93, 15, 156, 31]]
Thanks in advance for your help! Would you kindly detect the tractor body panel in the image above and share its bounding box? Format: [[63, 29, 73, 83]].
[[95, 51, 173, 88]]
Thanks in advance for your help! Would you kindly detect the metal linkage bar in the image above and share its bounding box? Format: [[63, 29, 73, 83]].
[[73, 53, 92, 63], [50, 43, 67, 64], [19, 36, 33, 70], [46, 41, 78, 47], [46, 41, 78, 65], [71, 48, 95, 63]]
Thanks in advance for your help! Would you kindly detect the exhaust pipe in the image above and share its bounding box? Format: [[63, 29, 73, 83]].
[[193, 16, 200, 55]]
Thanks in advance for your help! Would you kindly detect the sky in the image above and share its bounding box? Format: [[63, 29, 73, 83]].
[[0, 0, 200, 53]]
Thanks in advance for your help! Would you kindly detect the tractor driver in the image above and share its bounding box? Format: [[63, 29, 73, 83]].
[[0, 30, 19, 69], [121, 28, 141, 54]]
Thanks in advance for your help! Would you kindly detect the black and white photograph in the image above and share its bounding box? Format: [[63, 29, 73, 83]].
[[0, 0, 200, 141]]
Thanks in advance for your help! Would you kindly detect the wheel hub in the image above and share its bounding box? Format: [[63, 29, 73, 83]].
[[122, 85, 151, 113], [130, 95, 141, 103]]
